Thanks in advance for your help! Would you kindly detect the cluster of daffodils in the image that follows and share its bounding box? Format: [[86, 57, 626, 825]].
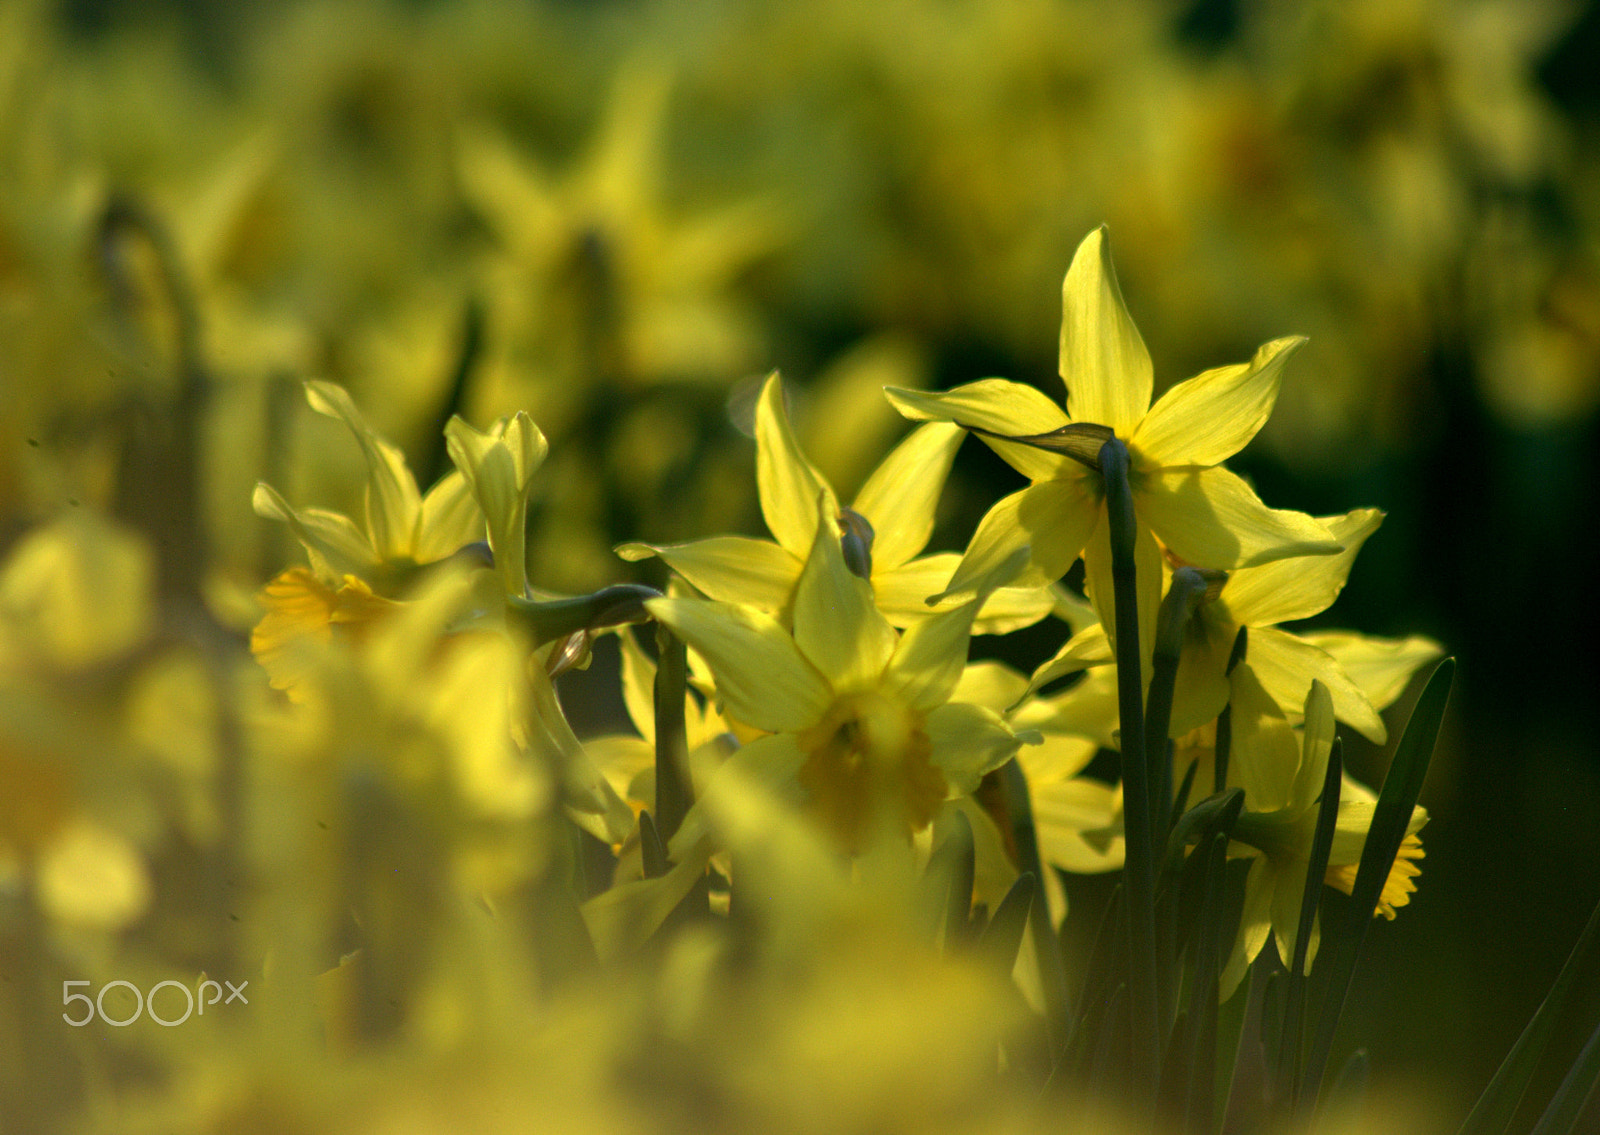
[[236, 227, 1446, 1128]]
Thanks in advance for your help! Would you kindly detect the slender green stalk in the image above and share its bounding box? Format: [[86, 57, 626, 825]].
[[653, 623, 693, 847], [1301, 658, 1453, 1109], [1147, 567, 1209, 843], [1213, 627, 1248, 795], [1098, 436, 1159, 1099], [1283, 736, 1343, 1119]]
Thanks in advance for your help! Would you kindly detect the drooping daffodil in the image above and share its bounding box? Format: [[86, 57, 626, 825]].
[[1022, 507, 1437, 744], [886, 226, 1339, 666], [1221, 680, 1427, 998], [621, 372, 1053, 633], [648, 500, 1035, 857]]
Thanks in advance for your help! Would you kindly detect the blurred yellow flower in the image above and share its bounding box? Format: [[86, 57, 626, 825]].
[[649, 502, 1029, 855]]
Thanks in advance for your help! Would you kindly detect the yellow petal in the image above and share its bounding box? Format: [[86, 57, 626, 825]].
[[1059, 227, 1152, 435], [1130, 337, 1305, 467], [1139, 466, 1341, 570], [617, 536, 801, 613], [1219, 508, 1384, 627], [944, 479, 1100, 600], [884, 599, 981, 714], [1248, 627, 1386, 744], [617, 626, 659, 745], [1220, 855, 1273, 1000], [304, 381, 421, 561], [1167, 608, 1239, 737], [646, 598, 831, 733], [445, 417, 537, 597], [885, 380, 1073, 481], [1290, 680, 1337, 813], [1271, 866, 1319, 975], [924, 702, 1023, 793], [252, 482, 377, 579], [970, 583, 1059, 635], [952, 659, 1030, 713], [1227, 663, 1299, 812], [1081, 511, 1164, 680], [1299, 631, 1444, 713], [1033, 778, 1125, 874], [792, 506, 897, 690], [851, 421, 964, 570], [1019, 732, 1101, 784], [412, 471, 485, 563], [756, 373, 838, 556], [1023, 623, 1113, 701]]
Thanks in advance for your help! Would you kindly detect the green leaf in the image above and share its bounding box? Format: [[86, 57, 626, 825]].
[[1529, 1014, 1600, 1135], [1459, 895, 1600, 1135], [980, 872, 1038, 977], [1302, 657, 1454, 1110]]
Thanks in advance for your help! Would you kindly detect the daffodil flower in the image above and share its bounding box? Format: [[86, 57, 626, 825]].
[[251, 382, 484, 694], [1023, 508, 1426, 742], [886, 226, 1339, 664], [648, 500, 1032, 856], [253, 381, 483, 587], [620, 372, 1053, 633], [1221, 680, 1427, 998]]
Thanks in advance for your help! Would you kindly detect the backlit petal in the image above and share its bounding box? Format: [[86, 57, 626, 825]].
[[252, 483, 378, 579], [617, 535, 800, 613], [885, 381, 1074, 481], [1033, 778, 1125, 874], [646, 598, 831, 733], [884, 599, 981, 713], [1219, 509, 1383, 627], [1227, 662, 1299, 812], [1023, 623, 1113, 701], [305, 381, 422, 561], [756, 373, 838, 556], [1140, 466, 1341, 570], [792, 509, 897, 690], [944, 478, 1100, 600], [1248, 627, 1386, 744], [1167, 608, 1239, 737], [1059, 227, 1152, 435], [1299, 631, 1444, 713], [851, 421, 964, 569], [924, 702, 1024, 793], [1130, 337, 1305, 467], [412, 471, 485, 562], [1081, 511, 1164, 681]]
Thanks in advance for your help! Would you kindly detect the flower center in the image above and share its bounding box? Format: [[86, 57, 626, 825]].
[[795, 689, 945, 853]]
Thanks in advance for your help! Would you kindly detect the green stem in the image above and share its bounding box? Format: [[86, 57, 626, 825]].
[[653, 623, 693, 847], [1147, 567, 1208, 845], [1098, 436, 1159, 1100]]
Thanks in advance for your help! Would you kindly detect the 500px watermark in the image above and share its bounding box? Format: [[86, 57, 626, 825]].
[[62, 979, 248, 1026]]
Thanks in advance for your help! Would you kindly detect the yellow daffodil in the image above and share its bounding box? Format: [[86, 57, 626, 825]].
[[1221, 680, 1427, 997], [251, 382, 485, 695], [621, 372, 1053, 633], [886, 226, 1339, 663], [253, 381, 483, 588], [648, 500, 1031, 856], [1024, 507, 1424, 743]]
